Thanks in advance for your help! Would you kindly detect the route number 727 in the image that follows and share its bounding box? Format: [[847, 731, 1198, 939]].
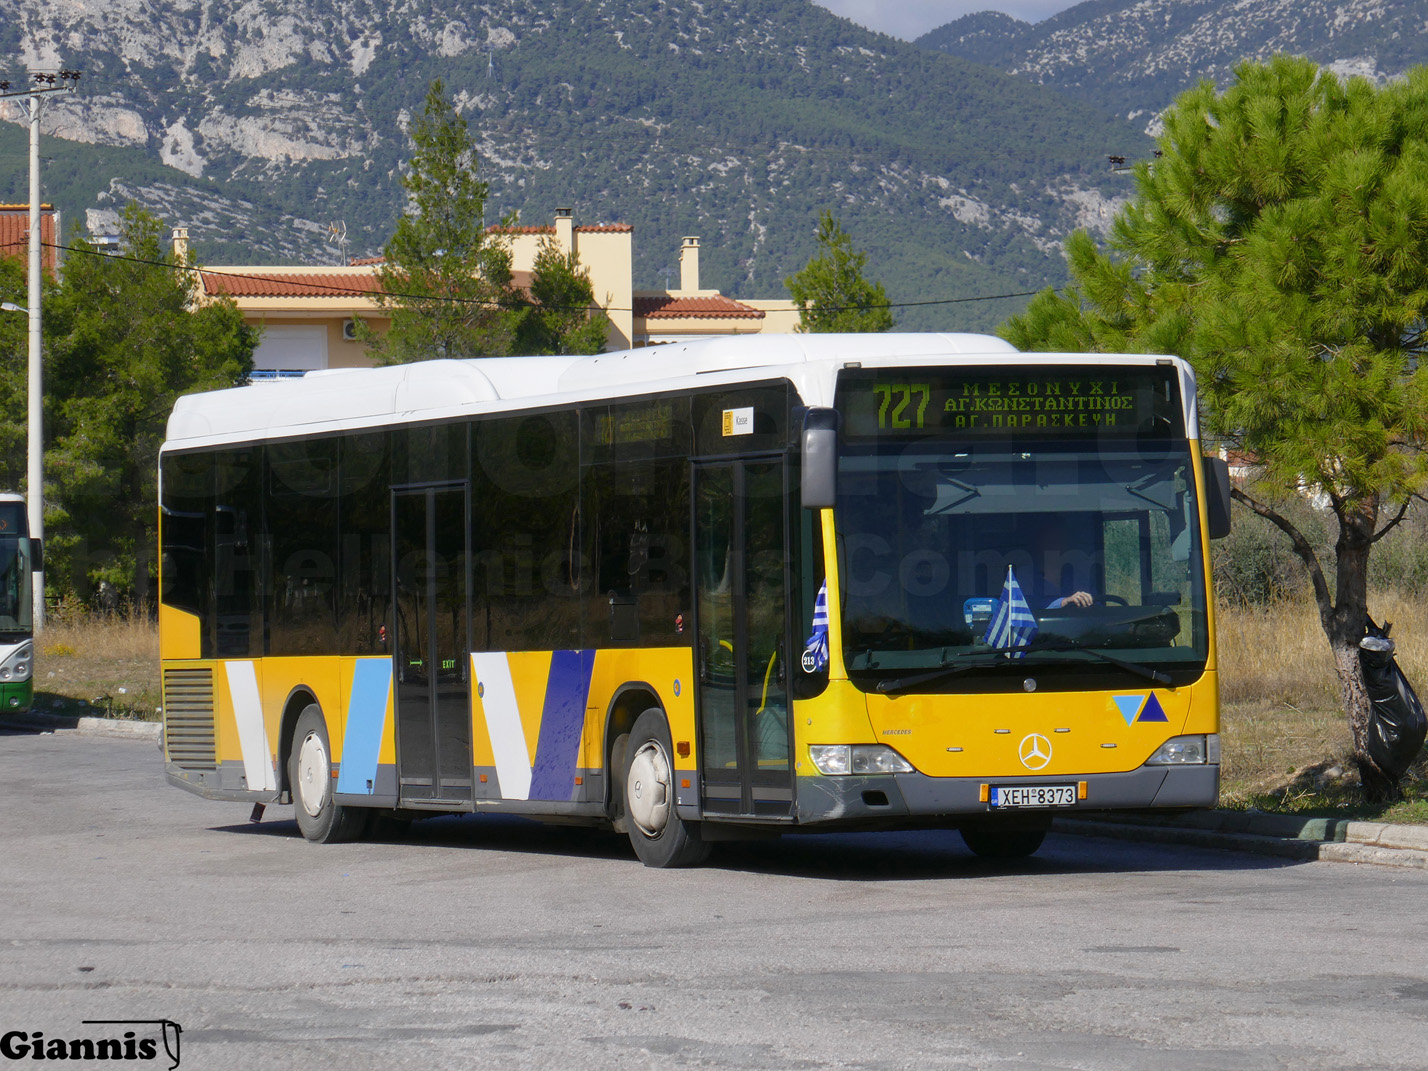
[[874, 382, 932, 430]]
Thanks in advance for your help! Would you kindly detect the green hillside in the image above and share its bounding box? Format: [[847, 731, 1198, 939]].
[[0, 0, 1151, 330]]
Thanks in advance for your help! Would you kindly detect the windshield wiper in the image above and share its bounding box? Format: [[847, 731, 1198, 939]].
[[1016, 643, 1173, 687], [872, 641, 1172, 695]]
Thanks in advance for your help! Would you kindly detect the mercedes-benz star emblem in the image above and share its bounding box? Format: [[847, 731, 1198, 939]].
[[1018, 733, 1052, 771]]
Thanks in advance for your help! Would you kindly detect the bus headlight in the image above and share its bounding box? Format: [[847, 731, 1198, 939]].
[[809, 744, 914, 776], [1146, 734, 1219, 765], [0, 641, 32, 683]]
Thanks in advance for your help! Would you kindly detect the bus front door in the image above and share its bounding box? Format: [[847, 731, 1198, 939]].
[[392, 486, 473, 805], [693, 458, 793, 819]]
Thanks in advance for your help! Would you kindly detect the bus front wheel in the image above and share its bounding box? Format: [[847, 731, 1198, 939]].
[[623, 709, 710, 868], [290, 704, 370, 844]]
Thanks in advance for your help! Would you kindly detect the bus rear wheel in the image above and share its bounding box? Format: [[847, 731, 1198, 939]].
[[960, 826, 1047, 859], [624, 709, 710, 868], [290, 704, 369, 844]]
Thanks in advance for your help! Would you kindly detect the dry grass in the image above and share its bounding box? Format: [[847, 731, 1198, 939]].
[[34, 613, 160, 719], [1217, 592, 1428, 819]]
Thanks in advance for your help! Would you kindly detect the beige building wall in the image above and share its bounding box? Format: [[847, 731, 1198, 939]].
[[190, 218, 793, 368], [740, 300, 801, 334], [501, 216, 635, 351]]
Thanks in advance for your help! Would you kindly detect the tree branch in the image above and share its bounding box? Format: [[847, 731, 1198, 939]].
[[1231, 486, 1334, 629], [1371, 500, 1413, 543]]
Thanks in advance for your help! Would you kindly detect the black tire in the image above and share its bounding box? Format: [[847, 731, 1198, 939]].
[[289, 704, 370, 844], [623, 708, 710, 868], [960, 826, 1047, 859]]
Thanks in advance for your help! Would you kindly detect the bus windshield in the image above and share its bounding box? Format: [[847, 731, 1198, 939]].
[[0, 522, 33, 635], [836, 440, 1209, 687]]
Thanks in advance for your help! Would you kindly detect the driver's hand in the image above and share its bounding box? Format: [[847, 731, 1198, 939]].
[[1059, 591, 1094, 608]]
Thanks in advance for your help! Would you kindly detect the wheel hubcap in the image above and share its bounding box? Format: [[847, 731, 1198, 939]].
[[297, 731, 328, 818], [627, 740, 671, 837]]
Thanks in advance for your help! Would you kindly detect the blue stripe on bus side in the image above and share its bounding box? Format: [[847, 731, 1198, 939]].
[[527, 649, 596, 801], [335, 659, 391, 795]]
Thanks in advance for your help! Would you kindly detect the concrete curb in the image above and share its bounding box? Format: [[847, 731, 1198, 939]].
[[1055, 810, 1428, 870], [0, 711, 162, 739]]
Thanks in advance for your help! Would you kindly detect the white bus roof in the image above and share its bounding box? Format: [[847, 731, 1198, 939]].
[[163, 333, 1198, 450]]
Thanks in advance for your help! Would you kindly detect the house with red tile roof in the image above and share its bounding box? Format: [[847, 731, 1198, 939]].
[[188, 211, 798, 375], [0, 204, 59, 274], [633, 236, 798, 346]]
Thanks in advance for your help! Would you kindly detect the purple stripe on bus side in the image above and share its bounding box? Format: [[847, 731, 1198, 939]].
[[527, 649, 596, 800]]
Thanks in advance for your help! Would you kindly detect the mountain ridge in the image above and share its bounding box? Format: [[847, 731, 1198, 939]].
[[0, 0, 1142, 330], [917, 0, 1428, 128]]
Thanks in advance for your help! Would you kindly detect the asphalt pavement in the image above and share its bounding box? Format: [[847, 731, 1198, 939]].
[[4, 722, 1428, 1069]]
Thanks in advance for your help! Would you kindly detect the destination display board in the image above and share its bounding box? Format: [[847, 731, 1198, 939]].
[[836, 366, 1183, 441]]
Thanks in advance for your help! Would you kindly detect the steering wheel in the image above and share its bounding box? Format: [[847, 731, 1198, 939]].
[[1097, 594, 1129, 607]]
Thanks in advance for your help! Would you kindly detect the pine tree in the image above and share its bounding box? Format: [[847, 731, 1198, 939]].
[[1002, 56, 1428, 801], [512, 239, 611, 356], [44, 204, 255, 602], [370, 79, 516, 363], [785, 212, 894, 333]]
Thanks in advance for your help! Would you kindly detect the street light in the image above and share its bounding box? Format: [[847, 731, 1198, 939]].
[[0, 302, 26, 313]]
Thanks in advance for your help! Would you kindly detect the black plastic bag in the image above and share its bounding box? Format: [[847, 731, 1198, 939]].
[[1360, 616, 1428, 781]]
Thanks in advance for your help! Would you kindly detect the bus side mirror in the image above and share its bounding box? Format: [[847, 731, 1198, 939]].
[[1203, 456, 1232, 540], [29, 538, 42, 573], [801, 408, 838, 510]]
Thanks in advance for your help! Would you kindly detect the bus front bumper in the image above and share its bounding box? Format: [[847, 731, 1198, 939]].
[[793, 764, 1219, 826], [0, 680, 33, 713]]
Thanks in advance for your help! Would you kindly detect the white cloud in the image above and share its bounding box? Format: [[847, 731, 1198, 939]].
[[813, 0, 1078, 40]]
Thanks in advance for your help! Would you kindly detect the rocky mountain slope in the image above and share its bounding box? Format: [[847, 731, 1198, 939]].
[[918, 0, 1428, 130], [0, 0, 1144, 330]]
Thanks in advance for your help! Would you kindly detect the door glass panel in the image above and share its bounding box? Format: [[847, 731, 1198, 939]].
[[743, 461, 789, 773], [394, 492, 434, 792], [432, 489, 471, 793], [696, 466, 739, 784]]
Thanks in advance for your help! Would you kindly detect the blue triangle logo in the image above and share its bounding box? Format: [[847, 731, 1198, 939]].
[[1137, 694, 1169, 723], [1113, 695, 1145, 726]]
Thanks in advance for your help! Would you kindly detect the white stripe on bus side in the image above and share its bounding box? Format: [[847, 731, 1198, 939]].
[[225, 661, 278, 792], [471, 653, 532, 801]]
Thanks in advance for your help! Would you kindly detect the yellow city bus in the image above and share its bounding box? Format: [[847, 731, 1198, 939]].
[[158, 334, 1230, 866]]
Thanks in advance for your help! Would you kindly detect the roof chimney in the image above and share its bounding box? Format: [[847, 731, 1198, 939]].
[[555, 208, 573, 256], [172, 227, 190, 264], [679, 236, 700, 293]]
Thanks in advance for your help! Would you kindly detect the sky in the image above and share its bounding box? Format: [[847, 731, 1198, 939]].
[[814, 0, 1079, 41]]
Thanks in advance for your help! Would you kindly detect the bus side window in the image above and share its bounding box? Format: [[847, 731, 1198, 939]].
[[472, 412, 582, 652], [161, 451, 215, 655], [588, 458, 691, 648]]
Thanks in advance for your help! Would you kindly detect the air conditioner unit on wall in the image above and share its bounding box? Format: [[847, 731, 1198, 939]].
[[342, 319, 359, 342]]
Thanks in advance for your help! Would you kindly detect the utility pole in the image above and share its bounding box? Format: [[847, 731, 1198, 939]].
[[0, 70, 80, 630], [27, 86, 42, 630]]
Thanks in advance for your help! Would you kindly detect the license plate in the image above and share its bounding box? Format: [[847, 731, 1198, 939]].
[[990, 785, 1077, 808]]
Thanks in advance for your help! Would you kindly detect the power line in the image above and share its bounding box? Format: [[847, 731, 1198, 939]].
[[20, 239, 1050, 314]]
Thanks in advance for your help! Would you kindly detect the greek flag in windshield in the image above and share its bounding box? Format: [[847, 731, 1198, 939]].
[[983, 566, 1038, 655], [802, 579, 830, 673]]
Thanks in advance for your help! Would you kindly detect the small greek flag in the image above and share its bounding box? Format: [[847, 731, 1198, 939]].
[[802, 579, 830, 673], [983, 566, 1038, 655]]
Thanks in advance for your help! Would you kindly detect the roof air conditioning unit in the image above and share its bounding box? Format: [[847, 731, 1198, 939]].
[[341, 319, 359, 342]]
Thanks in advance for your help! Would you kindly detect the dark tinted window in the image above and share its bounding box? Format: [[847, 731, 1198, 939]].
[[267, 438, 340, 655], [213, 448, 262, 657], [587, 457, 691, 647], [339, 431, 391, 655], [471, 412, 584, 651], [693, 384, 791, 455], [160, 451, 214, 655]]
